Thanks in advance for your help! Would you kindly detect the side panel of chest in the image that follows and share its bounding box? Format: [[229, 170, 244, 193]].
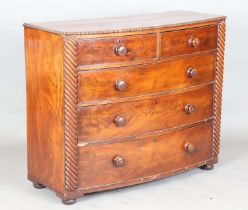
[[25, 28, 65, 194]]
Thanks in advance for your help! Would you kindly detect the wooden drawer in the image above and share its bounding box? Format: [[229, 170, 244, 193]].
[[78, 85, 213, 143], [77, 33, 157, 66], [78, 123, 213, 189], [161, 26, 217, 57], [78, 53, 215, 104]]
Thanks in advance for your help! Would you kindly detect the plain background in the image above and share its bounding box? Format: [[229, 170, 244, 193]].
[[0, 0, 247, 209]]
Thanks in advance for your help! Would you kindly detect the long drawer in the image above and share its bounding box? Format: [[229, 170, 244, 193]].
[[78, 85, 213, 143], [78, 122, 213, 189], [78, 53, 216, 104]]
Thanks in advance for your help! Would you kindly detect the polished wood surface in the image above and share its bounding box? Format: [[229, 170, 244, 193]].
[[78, 85, 213, 143], [77, 33, 156, 65], [25, 28, 65, 194], [78, 123, 213, 188], [63, 38, 80, 192], [161, 26, 218, 57], [23, 10, 225, 35], [78, 53, 216, 103], [24, 11, 226, 204], [213, 22, 226, 159]]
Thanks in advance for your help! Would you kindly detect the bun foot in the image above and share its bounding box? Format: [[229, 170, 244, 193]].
[[33, 182, 46, 189], [200, 163, 214, 170], [62, 199, 77, 205]]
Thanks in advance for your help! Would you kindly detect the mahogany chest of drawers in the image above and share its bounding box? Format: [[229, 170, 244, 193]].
[[24, 11, 226, 204]]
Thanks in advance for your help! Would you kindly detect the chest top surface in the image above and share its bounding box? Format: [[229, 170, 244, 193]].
[[23, 10, 225, 35]]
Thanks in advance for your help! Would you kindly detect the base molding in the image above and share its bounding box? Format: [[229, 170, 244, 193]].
[[56, 191, 85, 201]]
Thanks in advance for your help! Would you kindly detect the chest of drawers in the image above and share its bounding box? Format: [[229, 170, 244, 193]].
[[24, 10, 226, 204]]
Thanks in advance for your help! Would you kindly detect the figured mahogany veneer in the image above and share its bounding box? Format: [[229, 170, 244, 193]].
[[77, 33, 157, 66], [78, 85, 214, 143], [25, 29, 65, 194], [24, 11, 226, 204], [161, 25, 218, 57], [78, 123, 213, 189], [78, 53, 216, 104]]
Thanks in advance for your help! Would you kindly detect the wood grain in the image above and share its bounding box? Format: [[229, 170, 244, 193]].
[[63, 38, 79, 192], [25, 28, 65, 194], [78, 85, 214, 143], [161, 26, 218, 57], [78, 122, 213, 188], [78, 53, 216, 103], [23, 11, 225, 35], [213, 21, 226, 158], [24, 12, 226, 203], [77, 33, 156, 66]]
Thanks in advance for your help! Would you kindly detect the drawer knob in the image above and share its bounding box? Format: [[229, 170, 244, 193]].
[[184, 142, 195, 153], [115, 80, 127, 91], [185, 104, 196, 114], [113, 155, 125, 167], [188, 37, 200, 47], [114, 116, 126, 127], [187, 68, 198, 78], [115, 45, 128, 56]]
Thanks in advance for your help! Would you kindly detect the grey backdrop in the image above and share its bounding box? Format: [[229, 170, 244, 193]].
[[0, 0, 247, 209]]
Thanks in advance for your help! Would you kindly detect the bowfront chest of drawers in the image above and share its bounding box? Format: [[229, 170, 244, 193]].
[[24, 11, 226, 204]]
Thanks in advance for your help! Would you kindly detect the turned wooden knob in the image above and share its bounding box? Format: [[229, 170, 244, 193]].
[[188, 37, 200, 47], [114, 116, 126, 127], [113, 155, 125, 167], [115, 45, 128, 56], [187, 68, 198, 78], [115, 80, 127, 91], [185, 104, 196, 114], [184, 142, 195, 153]]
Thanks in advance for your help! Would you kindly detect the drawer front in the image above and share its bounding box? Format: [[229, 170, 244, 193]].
[[78, 53, 215, 103], [77, 34, 157, 66], [161, 26, 217, 57], [78, 86, 213, 143], [79, 123, 213, 189]]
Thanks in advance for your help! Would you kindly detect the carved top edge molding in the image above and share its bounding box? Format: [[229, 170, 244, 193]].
[[23, 11, 226, 35]]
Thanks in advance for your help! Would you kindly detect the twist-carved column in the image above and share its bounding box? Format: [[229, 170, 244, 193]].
[[213, 21, 226, 158], [63, 38, 79, 191]]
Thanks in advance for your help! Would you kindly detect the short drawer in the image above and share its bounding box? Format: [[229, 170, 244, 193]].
[[78, 85, 213, 143], [78, 123, 213, 189], [161, 26, 217, 57], [77, 33, 157, 66], [78, 53, 216, 103]]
